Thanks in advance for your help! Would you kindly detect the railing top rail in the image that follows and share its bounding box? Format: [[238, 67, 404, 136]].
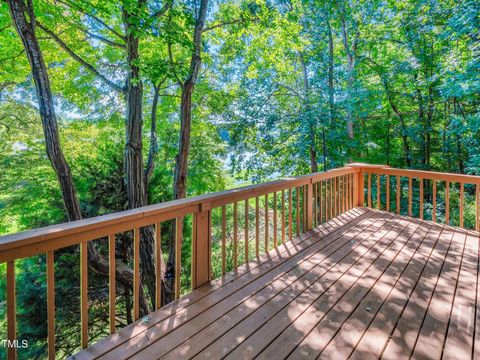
[[352, 163, 480, 185], [0, 166, 356, 260]]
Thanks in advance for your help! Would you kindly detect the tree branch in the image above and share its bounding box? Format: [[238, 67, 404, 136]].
[[202, 17, 244, 33], [168, 42, 182, 86], [37, 22, 125, 94], [151, 0, 173, 18], [79, 27, 126, 49], [144, 82, 162, 186], [55, 0, 126, 41]]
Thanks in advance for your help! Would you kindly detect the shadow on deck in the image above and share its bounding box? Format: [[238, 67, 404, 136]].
[[72, 207, 480, 360]]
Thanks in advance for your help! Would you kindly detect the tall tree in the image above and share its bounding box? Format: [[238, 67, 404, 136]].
[[6, 0, 149, 313], [163, 0, 209, 303]]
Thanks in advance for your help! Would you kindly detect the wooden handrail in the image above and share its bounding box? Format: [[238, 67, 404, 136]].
[[0, 165, 358, 359], [355, 163, 480, 232], [0, 166, 354, 262]]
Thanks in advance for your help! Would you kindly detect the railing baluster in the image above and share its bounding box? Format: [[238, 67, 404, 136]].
[[445, 181, 450, 225], [303, 186, 307, 230], [386, 174, 390, 212], [460, 182, 464, 228], [408, 177, 412, 217], [47, 250, 55, 359], [154, 225, 161, 310], [347, 174, 350, 210], [325, 179, 329, 220], [376, 174, 381, 210], [340, 176, 343, 213], [396, 176, 401, 214], [7, 260, 16, 360], [80, 241, 88, 349], [288, 189, 293, 240], [419, 178, 424, 220], [349, 174, 353, 210], [80, 241, 88, 347], [337, 177, 340, 215], [265, 194, 269, 252], [133, 227, 141, 314], [330, 178, 334, 219], [476, 185, 479, 232], [255, 197, 259, 257], [175, 219, 182, 300], [334, 177, 337, 216], [312, 183, 317, 227], [319, 181, 323, 222], [296, 187, 300, 236], [244, 199, 249, 261], [367, 173, 372, 208], [233, 202, 238, 267], [221, 206, 226, 274], [281, 190, 286, 243], [337, 177, 341, 214], [343, 175, 347, 213], [108, 235, 116, 332], [433, 180, 437, 223], [273, 193, 277, 247]]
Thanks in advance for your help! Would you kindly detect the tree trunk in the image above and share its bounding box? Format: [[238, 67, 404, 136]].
[[381, 78, 412, 167], [325, 16, 334, 171], [165, 0, 209, 304], [8, 0, 149, 316], [299, 52, 317, 172], [145, 84, 160, 186], [122, 3, 156, 310], [339, 12, 358, 149]]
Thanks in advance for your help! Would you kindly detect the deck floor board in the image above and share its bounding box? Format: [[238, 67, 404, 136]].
[[72, 208, 480, 360]]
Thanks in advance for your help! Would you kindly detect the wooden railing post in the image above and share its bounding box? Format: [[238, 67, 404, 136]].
[[353, 169, 364, 207], [192, 204, 211, 289], [306, 181, 313, 230]]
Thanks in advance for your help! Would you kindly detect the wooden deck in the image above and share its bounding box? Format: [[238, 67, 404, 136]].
[[73, 207, 480, 360]]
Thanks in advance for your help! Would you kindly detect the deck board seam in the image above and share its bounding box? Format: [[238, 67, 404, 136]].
[[100, 210, 380, 359], [440, 229, 469, 359], [318, 221, 444, 358], [84, 209, 373, 359], [349, 223, 446, 360], [128, 212, 391, 359], [251, 216, 419, 359], [378, 227, 456, 359], [161, 213, 400, 359], [282, 217, 423, 359], [410, 229, 467, 359]]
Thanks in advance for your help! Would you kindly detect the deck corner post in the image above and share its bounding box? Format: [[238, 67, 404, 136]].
[[192, 207, 211, 289], [306, 181, 313, 230], [353, 169, 364, 207]]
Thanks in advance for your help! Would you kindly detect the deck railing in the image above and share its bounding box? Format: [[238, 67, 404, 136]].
[[356, 164, 480, 231], [1, 163, 479, 359], [0, 166, 357, 359]]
